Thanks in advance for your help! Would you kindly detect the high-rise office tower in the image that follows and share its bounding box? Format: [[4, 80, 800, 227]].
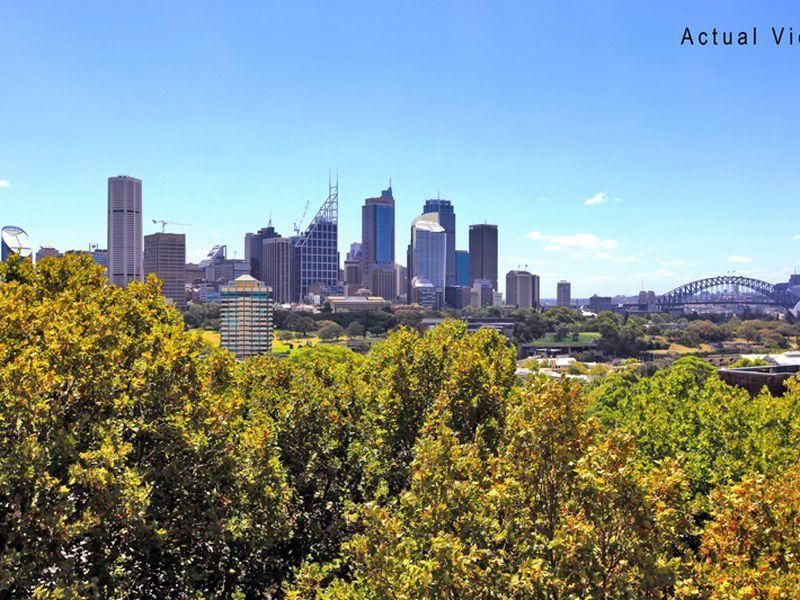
[[421, 199, 456, 286], [455, 250, 470, 287], [468, 224, 498, 290], [107, 175, 143, 287], [296, 181, 339, 302], [343, 259, 362, 295], [361, 186, 395, 298], [506, 270, 540, 309], [369, 267, 396, 302], [144, 232, 187, 308], [262, 236, 295, 304], [394, 263, 407, 302], [220, 274, 273, 359], [410, 218, 446, 307], [245, 222, 280, 281], [557, 280, 572, 307]]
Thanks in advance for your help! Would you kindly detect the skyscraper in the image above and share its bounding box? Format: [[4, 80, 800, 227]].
[[144, 232, 186, 308], [369, 267, 396, 302], [244, 222, 279, 281], [262, 236, 295, 304], [468, 224, 498, 290], [455, 250, 470, 287], [361, 186, 395, 287], [394, 263, 407, 303], [557, 280, 572, 307], [107, 175, 143, 287], [506, 270, 540, 309], [409, 217, 446, 306], [296, 181, 339, 302], [421, 199, 456, 286], [220, 274, 273, 359]]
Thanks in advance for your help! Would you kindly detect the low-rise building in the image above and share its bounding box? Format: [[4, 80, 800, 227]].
[[325, 294, 392, 313]]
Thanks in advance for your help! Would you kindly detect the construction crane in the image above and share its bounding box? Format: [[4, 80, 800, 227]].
[[293, 200, 310, 236], [152, 219, 192, 233]]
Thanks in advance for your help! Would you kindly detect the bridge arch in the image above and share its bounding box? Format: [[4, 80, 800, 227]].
[[657, 275, 800, 310]]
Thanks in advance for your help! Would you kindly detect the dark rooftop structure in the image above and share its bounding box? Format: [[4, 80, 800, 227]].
[[718, 364, 800, 396]]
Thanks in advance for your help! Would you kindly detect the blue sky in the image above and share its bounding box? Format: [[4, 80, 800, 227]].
[[2, 1, 800, 296]]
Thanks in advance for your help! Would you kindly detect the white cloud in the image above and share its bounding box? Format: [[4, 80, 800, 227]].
[[0, 180, 10, 188], [793, 234, 800, 241], [189, 248, 208, 259], [526, 230, 619, 252], [583, 192, 607, 206], [728, 255, 753, 264], [661, 259, 687, 266]]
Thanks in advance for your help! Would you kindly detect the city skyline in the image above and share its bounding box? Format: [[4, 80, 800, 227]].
[[3, 2, 800, 296]]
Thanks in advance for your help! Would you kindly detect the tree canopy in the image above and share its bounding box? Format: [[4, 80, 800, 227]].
[[2, 255, 800, 597]]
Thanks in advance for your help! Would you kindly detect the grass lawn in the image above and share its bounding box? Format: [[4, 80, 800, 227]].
[[193, 329, 386, 355], [199, 330, 220, 347], [527, 331, 601, 346], [194, 329, 297, 354]]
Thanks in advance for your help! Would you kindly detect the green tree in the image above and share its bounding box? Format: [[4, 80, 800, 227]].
[[0, 255, 291, 597], [345, 320, 366, 338], [290, 379, 694, 598], [284, 312, 317, 335], [317, 320, 345, 341], [695, 466, 800, 596], [687, 319, 727, 343], [354, 321, 517, 498], [589, 356, 800, 502]]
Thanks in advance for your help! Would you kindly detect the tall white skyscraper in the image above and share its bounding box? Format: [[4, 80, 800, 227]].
[[410, 218, 446, 289], [107, 175, 143, 287]]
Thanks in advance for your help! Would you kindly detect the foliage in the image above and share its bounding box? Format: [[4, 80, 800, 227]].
[[281, 312, 317, 335], [317, 320, 345, 341], [181, 301, 220, 330], [354, 321, 517, 498], [2, 255, 800, 597], [345, 321, 366, 338], [686, 320, 728, 343], [290, 379, 695, 598], [695, 465, 800, 596], [0, 255, 290, 597], [589, 356, 800, 502], [728, 357, 771, 368]]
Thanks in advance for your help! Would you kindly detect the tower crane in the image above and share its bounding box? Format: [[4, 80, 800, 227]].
[[152, 219, 192, 233], [293, 200, 310, 236]]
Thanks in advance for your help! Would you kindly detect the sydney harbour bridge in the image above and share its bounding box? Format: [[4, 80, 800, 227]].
[[656, 275, 800, 317]]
